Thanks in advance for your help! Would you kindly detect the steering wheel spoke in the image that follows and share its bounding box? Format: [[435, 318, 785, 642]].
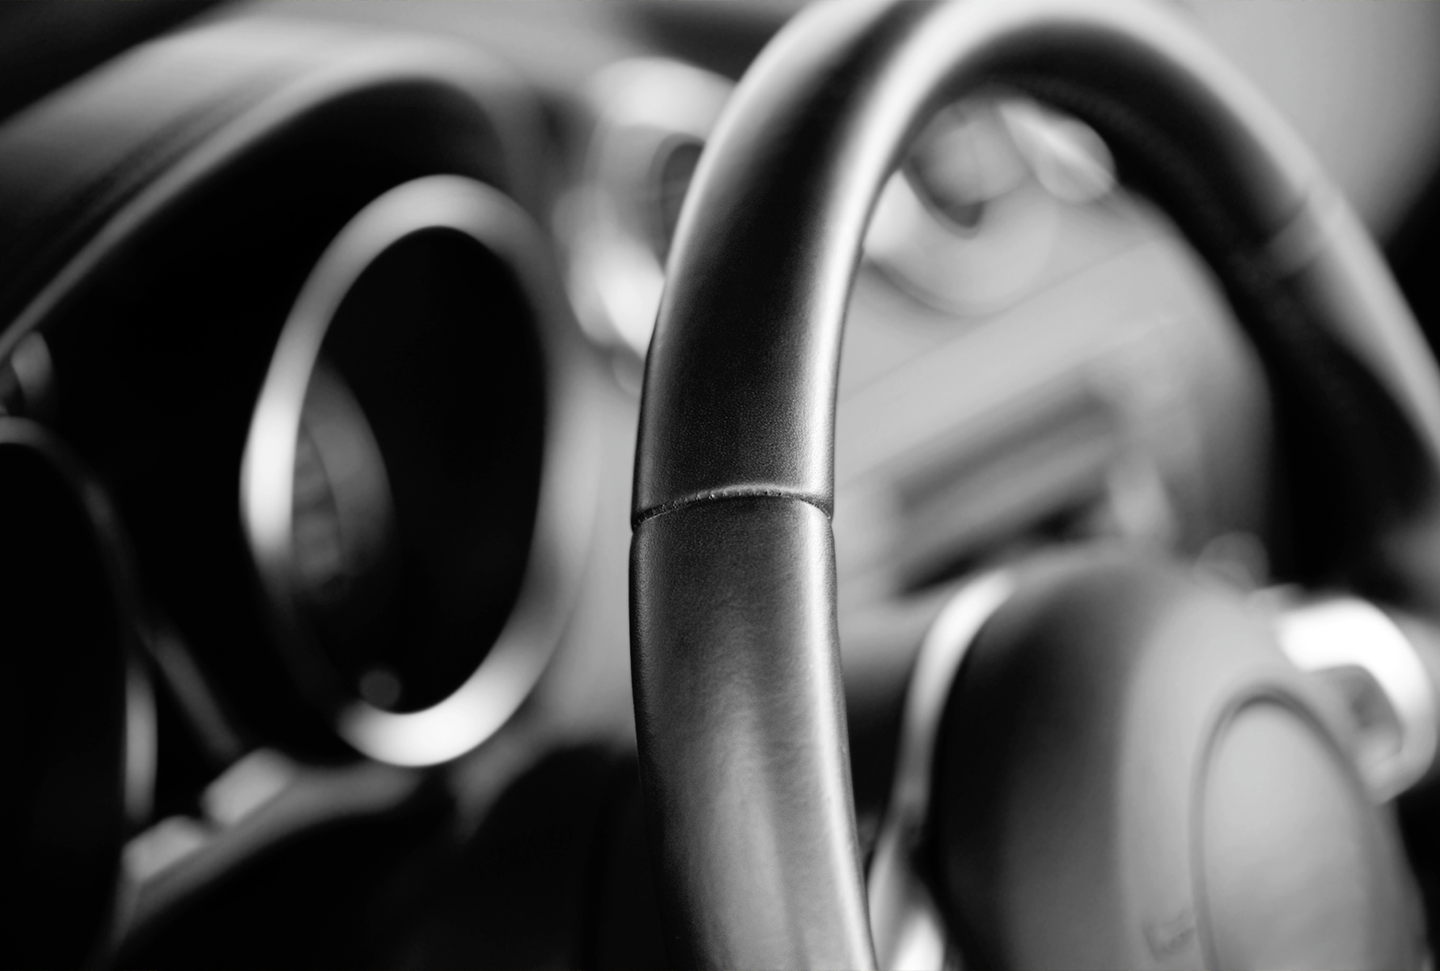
[[1275, 595, 1440, 802]]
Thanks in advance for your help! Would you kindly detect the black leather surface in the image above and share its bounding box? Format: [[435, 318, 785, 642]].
[[634, 0, 1440, 533], [631, 0, 1440, 967], [631, 497, 871, 969]]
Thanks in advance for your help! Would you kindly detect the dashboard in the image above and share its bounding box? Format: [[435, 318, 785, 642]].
[[3, 2, 1440, 967]]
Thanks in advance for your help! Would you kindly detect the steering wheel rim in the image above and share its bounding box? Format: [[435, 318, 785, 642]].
[[631, 0, 1440, 967]]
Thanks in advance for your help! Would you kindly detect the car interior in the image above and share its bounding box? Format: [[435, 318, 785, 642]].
[[5, 1, 1440, 968]]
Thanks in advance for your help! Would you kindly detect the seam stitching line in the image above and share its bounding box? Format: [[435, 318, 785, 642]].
[[632, 488, 832, 528]]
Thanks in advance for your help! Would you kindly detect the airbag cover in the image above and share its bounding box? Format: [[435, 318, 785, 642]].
[[933, 551, 1422, 970]]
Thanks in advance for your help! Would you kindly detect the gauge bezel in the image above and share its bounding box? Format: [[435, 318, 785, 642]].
[[242, 175, 599, 767], [0, 416, 154, 962]]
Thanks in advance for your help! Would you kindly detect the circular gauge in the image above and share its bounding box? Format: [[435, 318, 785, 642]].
[[242, 175, 597, 766], [0, 417, 151, 966]]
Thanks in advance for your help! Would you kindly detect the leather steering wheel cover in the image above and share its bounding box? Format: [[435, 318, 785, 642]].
[[635, 0, 1440, 527], [633, 0, 1440, 967]]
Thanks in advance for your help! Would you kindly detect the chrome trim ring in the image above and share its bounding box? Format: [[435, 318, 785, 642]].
[[242, 175, 599, 766]]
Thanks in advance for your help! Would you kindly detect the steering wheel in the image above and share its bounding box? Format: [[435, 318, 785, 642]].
[[630, 0, 1440, 967]]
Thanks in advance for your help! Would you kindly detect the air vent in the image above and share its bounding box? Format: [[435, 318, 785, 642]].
[[892, 385, 1123, 589], [835, 379, 1172, 599]]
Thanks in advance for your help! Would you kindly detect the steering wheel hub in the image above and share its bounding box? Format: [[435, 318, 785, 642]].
[[934, 552, 1423, 969]]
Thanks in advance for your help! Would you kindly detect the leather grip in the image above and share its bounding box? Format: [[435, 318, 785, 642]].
[[631, 0, 1440, 967], [632, 498, 870, 968]]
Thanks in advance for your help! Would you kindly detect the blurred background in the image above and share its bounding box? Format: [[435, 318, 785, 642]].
[[1, 2, 1439, 967]]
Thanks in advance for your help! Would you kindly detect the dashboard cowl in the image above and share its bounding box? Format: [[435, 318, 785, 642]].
[[0, 18, 568, 757]]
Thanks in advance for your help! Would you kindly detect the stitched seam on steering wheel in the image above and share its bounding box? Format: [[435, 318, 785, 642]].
[[632, 488, 832, 529]]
